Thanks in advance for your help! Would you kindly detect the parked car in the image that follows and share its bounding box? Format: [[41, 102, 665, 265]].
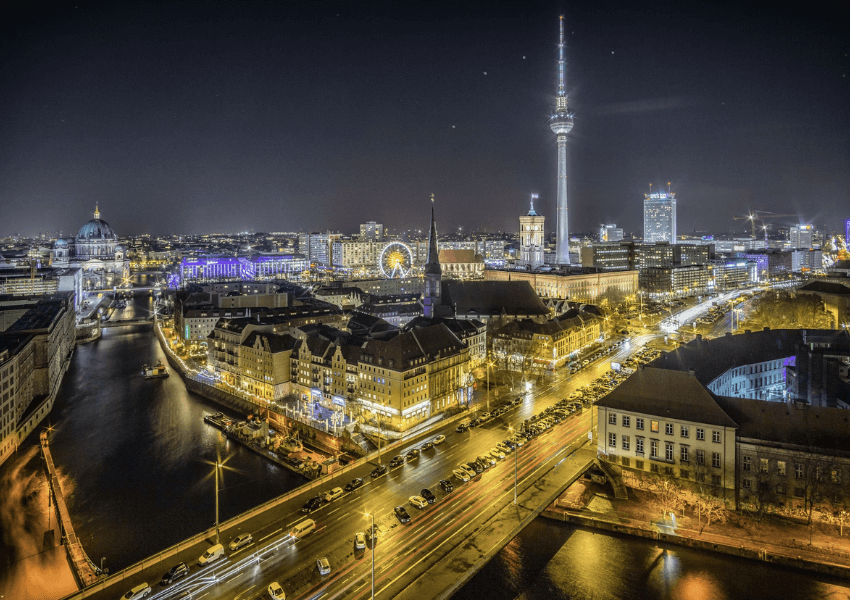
[[433, 434, 447, 444], [121, 583, 151, 599], [370, 464, 388, 478], [440, 479, 454, 492], [409, 495, 428, 509], [455, 423, 468, 433], [467, 461, 484, 473], [301, 497, 323, 513], [160, 562, 189, 586], [459, 463, 477, 477], [367, 523, 381, 540], [394, 506, 411, 523], [453, 468, 470, 482], [354, 531, 367, 549], [345, 477, 364, 491], [389, 455, 405, 468], [198, 543, 225, 566], [421, 488, 437, 503], [470, 418, 481, 427], [405, 448, 420, 461], [317, 557, 331, 575], [490, 448, 505, 459], [228, 533, 253, 551], [420, 441, 434, 451], [268, 582, 285, 600]]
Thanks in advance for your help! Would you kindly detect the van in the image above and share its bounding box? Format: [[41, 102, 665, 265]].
[[198, 543, 225, 566], [290, 518, 316, 539]]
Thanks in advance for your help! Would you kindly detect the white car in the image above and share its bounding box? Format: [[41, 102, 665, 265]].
[[317, 557, 331, 575], [490, 448, 505, 460], [228, 533, 253, 551], [354, 531, 366, 549], [458, 464, 477, 477], [120, 583, 151, 600], [433, 434, 446, 445], [268, 582, 285, 600], [496, 443, 512, 454], [480, 412, 491, 420], [452, 468, 470, 482], [409, 495, 428, 509], [322, 487, 344, 503]]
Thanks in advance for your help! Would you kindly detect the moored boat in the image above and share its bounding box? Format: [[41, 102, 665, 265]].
[[142, 360, 169, 379]]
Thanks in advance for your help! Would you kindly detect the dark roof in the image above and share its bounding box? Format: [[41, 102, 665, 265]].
[[595, 367, 738, 429], [798, 281, 850, 296], [651, 329, 848, 386], [712, 396, 850, 453], [360, 323, 464, 370], [404, 316, 485, 338], [241, 332, 298, 353], [439, 280, 549, 317]]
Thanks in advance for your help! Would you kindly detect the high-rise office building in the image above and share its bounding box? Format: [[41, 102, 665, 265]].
[[789, 225, 813, 249], [845, 219, 850, 245], [599, 224, 623, 242], [519, 194, 545, 270], [643, 191, 677, 244], [550, 17, 574, 265], [359, 221, 384, 242]]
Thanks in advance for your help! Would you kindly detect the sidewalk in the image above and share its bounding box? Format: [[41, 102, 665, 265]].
[[544, 484, 850, 578]]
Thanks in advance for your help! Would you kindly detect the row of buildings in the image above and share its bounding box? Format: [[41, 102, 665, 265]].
[[596, 329, 850, 515]]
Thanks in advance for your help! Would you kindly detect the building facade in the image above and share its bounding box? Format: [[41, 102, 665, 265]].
[[643, 192, 677, 244], [484, 269, 639, 304]]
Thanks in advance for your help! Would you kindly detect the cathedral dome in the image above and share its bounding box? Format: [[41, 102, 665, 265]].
[[54, 238, 68, 247], [77, 219, 116, 240]]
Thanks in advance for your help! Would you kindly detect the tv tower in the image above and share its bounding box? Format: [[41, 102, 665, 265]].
[[550, 16, 574, 266]]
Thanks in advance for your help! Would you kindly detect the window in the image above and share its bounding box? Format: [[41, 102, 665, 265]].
[[636, 460, 644, 470], [665, 442, 674, 461], [621, 457, 630, 467], [651, 463, 659, 473], [651, 420, 659, 433], [650, 440, 658, 459], [636, 437, 644, 455], [696, 428, 705, 441], [622, 435, 630, 451], [743, 478, 752, 489], [712, 475, 721, 487], [696, 472, 706, 483], [609, 413, 617, 425], [712, 430, 721, 443], [696, 449, 705, 465], [680, 426, 689, 438], [760, 458, 769, 473], [680, 446, 689, 463], [831, 469, 842, 485], [712, 452, 721, 469], [665, 423, 673, 435], [777, 461, 786, 476], [743, 456, 752, 472], [795, 463, 804, 480], [636, 418, 644, 430], [609, 432, 617, 448], [622, 415, 630, 428]]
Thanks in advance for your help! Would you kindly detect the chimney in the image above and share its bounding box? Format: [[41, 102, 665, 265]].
[[696, 334, 703, 341], [688, 368, 695, 377]]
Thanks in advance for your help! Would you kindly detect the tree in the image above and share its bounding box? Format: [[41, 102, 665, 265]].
[[740, 450, 778, 524], [638, 471, 685, 520], [692, 462, 729, 531]]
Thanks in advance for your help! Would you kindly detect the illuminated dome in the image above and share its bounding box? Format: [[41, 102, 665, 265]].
[[54, 238, 68, 247], [77, 204, 116, 240]]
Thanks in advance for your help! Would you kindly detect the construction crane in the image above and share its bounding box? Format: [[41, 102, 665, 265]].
[[732, 210, 797, 240]]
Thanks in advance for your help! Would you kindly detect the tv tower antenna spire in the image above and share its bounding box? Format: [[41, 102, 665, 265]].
[[551, 16, 574, 266]]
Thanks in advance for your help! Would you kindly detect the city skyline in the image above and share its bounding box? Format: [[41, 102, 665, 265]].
[[2, 2, 847, 238]]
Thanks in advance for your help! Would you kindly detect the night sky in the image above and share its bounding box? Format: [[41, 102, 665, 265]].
[[1, 2, 847, 238]]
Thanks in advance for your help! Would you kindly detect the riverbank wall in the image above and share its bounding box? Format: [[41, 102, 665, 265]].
[[541, 508, 850, 580]]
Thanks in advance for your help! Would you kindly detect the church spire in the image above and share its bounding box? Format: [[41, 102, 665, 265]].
[[425, 193, 441, 276], [423, 194, 442, 318]]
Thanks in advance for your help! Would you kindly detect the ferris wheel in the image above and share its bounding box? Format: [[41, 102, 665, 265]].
[[379, 242, 414, 278]]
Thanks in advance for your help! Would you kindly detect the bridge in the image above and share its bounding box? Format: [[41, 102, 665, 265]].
[[100, 316, 154, 328]]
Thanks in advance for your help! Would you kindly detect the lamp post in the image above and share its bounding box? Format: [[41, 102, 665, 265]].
[[365, 512, 375, 600], [486, 360, 495, 413], [214, 448, 221, 544], [508, 426, 518, 504]]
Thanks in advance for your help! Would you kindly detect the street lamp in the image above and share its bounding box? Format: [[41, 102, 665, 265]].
[[214, 451, 221, 544], [365, 512, 375, 600], [508, 426, 518, 504], [486, 359, 495, 413]]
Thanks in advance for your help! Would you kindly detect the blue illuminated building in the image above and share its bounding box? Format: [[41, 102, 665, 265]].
[[176, 254, 307, 286]]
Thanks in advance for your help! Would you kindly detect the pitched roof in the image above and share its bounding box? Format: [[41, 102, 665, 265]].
[[595, 367, 739, 429], [440, 280, 549, 317], [712, 396, 850, 453], [241, 332, 298, 353]]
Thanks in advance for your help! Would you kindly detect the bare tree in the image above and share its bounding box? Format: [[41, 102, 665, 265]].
[[637, 471, 685, 520], [740, 450, 778, 524], [692, 462, 729, 531]]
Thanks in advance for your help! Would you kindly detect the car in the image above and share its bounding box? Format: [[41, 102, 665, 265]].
[[421, 488, 437, 503], [322, 487, 343, 503], [470, 418, 481, 427], [394, 506, 411, 523], [467, 461, 484, 473], [345, 477, 364, 491], [480, 412, 491, 420], [420, 441, 434, 451], [490, 448, 505, 459], [509, 436, 524, 447], [502, 439, 516, 450], [405, 448, 420, 461], [121, 583, 151, 599], [160, 562, 189, 585], [317, 557, 331, 575], [302, 497, 323, 513], [370, 464, 388, 477], [268, 582, 285, 600], [228, 533, 253, 551], [388, 455, 405, 468], [452, 468, 470, 482], [512, 398, 522, 405], [455, 423, 469, 433], [409, 495, 428, 509], [477, 455, 495, 467], [440, 479, 454, 492], [495, 443, 511, 454], [433, 434, 447, 444], [354, 531, 367, 549], [367, 523, 381, 540], [458, 463, 477, 477]]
